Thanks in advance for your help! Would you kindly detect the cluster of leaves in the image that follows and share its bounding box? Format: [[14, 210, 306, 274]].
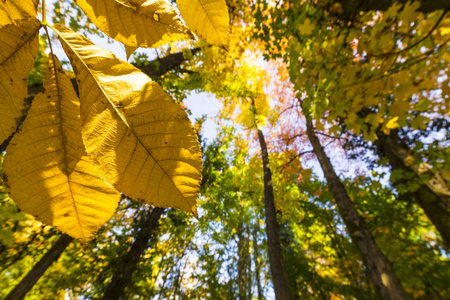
[[256, 1, 450, 137], [0, 0, 231, 244]]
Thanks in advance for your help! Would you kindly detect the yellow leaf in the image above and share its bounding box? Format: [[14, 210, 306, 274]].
[[177, 0, 230, 49], [52, 24, 202, 216], [0, 0, 38, 26], [385, 116, 400, 129], [75, 0, 192, 50], [3, 55, 121, 244], [0, 18, 40, 145], [404, 156, 414, 167], [439, 26, 450, 36], [125, 45, 138, 61]]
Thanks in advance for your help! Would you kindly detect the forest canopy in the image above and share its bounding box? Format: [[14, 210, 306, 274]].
[[0, 0, 449, 299]]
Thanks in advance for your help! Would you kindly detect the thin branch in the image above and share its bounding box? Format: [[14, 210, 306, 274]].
[[299, 11, 448, 67], [287, 133, 307, 142], [338, 38, 450, 89], [369, 10, 447, 59], [277, 149, 315, 170], [315, 131, 349, 140], [179, 68, 195, 74], [277, 155, 300, 170], [322, 140, 337, 149]]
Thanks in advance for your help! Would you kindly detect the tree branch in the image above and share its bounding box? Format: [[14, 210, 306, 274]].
[[102, 207, 165, 300], [335, 0, 450, 14], [4, 234, 73, 300]]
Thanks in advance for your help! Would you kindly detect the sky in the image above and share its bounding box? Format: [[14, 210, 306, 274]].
[[184, 92, 222, 142]]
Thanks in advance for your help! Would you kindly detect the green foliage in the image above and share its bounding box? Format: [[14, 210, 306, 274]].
[[27, 35, 48, 86]]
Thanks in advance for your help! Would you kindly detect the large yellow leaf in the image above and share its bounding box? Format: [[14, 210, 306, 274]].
[[0, 18, 40, 145], [0, 0, 39, 26], [52, 24, 202, 216], [176, 0, 229, 49], [75, 0, 192, 54], [3, 55, 121, 244]]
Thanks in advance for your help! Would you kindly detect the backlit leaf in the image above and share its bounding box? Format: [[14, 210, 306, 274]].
[[0, 18, 40, 145], [385, 116, 400, 129], [0, 0, 39, 26], [75, 0, 192, 52], [176, 0, 229, 49], [53, 24, 202, 216], [3, 55, 121, 244]]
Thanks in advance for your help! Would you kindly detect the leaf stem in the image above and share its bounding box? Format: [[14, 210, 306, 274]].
[[42, 0, 47, 26], [44, 26, 55, 57]]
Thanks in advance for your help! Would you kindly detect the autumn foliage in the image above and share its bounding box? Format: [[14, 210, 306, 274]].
[[0, 0, 229, 243]]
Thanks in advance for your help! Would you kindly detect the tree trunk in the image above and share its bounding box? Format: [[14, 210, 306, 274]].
[[256, 129, 292, 300], [252, 223, 264, 300], [246, 224, 252, 300], [102, 207, 165, 300], [376, 130, 450, 249], [305, 119, 407, 300], [5, 234, 73, 300], [237, 222, 248, 300]]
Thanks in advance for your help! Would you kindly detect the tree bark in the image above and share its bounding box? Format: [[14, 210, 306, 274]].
[[4, 234, 73, 300], [237, 222, 248, 300], [305, 119, 407, 300], [334, 0, 450, 14], [102, 207, 165, 300], [136, 48, 200, 79], [252, 223, 264, 300], [256, 129, 292, 300], [376, 130, 450, 249], [246, 224, 252, 300]]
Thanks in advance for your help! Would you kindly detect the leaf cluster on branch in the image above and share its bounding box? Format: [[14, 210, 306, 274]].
[[0, 0, 230, 244]]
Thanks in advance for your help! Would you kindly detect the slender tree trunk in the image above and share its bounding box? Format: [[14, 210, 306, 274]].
[[237, 222, 248, 300], [246, 224, 252, 300], [376, 130, 450, 249], [256, 129, 292, 300], [5, 234, 73, 300], [253, 223, 264, 300], [305, 119, 407, 300], [102, 207, 165, 300]]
